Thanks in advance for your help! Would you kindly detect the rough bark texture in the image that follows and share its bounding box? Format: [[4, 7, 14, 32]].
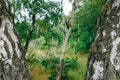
[[0, 0, 31, 80], [86, 0, 120, 80]]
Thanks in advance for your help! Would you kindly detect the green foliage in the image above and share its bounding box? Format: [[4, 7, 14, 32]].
[[70, 0, 107, 53], [26, 50, 88, 80], [15, 21, 29, 42], [10, 0, 108, 54], [41, 57, 79, 80], [26, 53, 81, 80], [10, 0, 62, 44], [26, 54, 40, 71]]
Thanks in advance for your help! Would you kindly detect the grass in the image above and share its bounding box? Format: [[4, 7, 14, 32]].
[[77, 54, 88, 80], [65, 53, 88, 80], [28, 64, 50, 80], [26, 48, 88, 80]]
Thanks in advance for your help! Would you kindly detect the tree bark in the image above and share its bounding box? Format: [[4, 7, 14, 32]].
[[86, 0, 120, 80], [0, 0, 31, 80]]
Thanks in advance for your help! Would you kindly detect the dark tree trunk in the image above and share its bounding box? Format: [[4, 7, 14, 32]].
[[24, 14, 36, 54], [0, 0, 31, 80], [86, 0, 120, 80]]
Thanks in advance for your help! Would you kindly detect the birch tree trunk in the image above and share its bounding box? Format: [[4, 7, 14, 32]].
[[86, 0, 120, 80], [0, 0, 31, 80], [56, 0, 76, 80], [56, 27, 71, 80]]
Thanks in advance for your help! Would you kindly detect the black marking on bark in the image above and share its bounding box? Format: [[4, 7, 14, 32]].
[[0, 60, 6, 80], [12, 25, 25, 56], [4, 24, 16, 56], [116, 71, 120, 79], [0, 0, 31, 79], [0, 53, 4, 59], [4, 41, 11, 58], [0, 19, 1, 27]]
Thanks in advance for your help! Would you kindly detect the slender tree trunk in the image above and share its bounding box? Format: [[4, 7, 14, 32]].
[[56, 0, 76, 80], [56, 27, 71, 80], [0, 0, 31, 80], [24, 14, 36, 54], [86, 0, 120, 80]]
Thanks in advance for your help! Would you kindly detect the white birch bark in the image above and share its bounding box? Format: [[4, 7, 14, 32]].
[[56, 0, 76, 80], [86, 0, 120, 80], [0, 0, 31, 80]]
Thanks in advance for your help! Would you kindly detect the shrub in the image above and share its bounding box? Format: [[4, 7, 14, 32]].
[[40, 56, 79, 80]]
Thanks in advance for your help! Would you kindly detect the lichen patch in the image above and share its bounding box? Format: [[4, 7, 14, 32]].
[[112, 0, 120, 9], [102, 46, 107, 52], [115, 65, 120, 71], [0, 40, 4, 46], [110, 37, 120, 71], [111, 30, 116, 39], [117, 24, 120, 28], [102, 30, 106, 38], [92, 61, 104, 80]]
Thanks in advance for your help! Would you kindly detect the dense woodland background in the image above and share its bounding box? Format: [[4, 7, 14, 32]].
[[7, 0, 111, 80]]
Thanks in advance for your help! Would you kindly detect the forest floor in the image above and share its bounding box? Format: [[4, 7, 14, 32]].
[[26, 48, 88, 80]]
